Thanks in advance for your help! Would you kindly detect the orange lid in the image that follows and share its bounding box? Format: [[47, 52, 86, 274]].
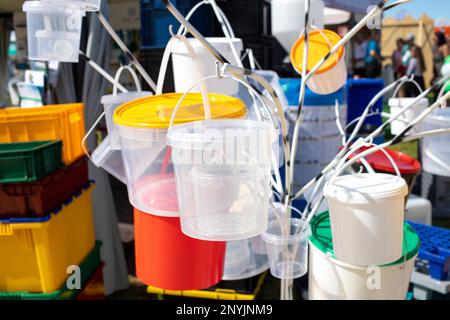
[[290, 29, 344, 75]]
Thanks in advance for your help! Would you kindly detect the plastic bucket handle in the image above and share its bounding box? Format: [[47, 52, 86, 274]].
[[392, 76, 423, 100]]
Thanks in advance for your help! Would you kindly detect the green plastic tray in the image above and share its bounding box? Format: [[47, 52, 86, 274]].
[[0, 241, 102, 300], [0, 140, 63, 183]]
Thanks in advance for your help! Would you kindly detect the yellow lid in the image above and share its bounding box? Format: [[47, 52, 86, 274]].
[[290, 29, 344, 75], [113, 93, 246, 129]]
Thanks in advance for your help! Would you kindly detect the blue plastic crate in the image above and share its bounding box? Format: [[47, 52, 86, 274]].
[[346, 78, 384, 129], [408, 221, 450, 281], [140, 0, 214, 48]]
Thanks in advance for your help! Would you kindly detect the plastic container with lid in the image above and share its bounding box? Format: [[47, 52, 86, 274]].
[[324, 173, 408, 266], [309, 212, 419, 300], [168, 119, 275, 241], [23, 1, 86, 63], [171, 37, 243, 95], [422, 107, 450, 177], [113, 93, 246, 217], [290, 29, 347, 95], [389, 98, 429, 135], [348, 146, 421, 197]]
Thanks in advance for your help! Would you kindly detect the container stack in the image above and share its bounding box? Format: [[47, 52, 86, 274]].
[[0, 104, 103, 300]]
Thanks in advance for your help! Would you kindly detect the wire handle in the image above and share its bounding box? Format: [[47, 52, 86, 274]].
[[112, 65, 141, 96], [392, 76, 423, 99]]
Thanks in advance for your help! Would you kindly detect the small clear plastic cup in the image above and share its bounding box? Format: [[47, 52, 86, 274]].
[[262, 218, 310, 279]]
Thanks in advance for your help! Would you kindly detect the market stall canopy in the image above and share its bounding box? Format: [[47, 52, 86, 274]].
[[324, 7, 351, 25]]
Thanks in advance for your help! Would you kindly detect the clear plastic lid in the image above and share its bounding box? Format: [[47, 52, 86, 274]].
[[23, 1, 86, 16], [101, 91, 152, 105]]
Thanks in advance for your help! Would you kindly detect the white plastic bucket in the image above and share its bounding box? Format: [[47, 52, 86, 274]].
[[389, 80, 429, 135], [101, 65, 151, 150], [42, 0, 102, 12], [271, 0, 324, 52], [168, 119, 275, 241], [171, 37, 243, 95], [308, 212, 419, 300], [23, 1, 85, 63], [422, 107, 450, 176], [324, 173, 408, 266], [262, 218, 310, 279]]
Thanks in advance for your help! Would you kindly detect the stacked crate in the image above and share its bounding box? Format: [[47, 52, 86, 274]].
[[0, 104, 104, 300]]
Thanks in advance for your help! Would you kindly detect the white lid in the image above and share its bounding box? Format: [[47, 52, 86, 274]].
[[23, 1, 86, 16], [167, 119, 277, 150], [171, 37, 243, 54], [388, 97, 429, 108], [324, 173, 408, 203], [101, 91, 152, 105]]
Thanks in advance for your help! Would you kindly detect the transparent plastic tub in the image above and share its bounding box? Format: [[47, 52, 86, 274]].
[[23, 1, 85, 63], [262, 218, 310, 279], [422, 107, 450, 176], [101, 91, 152, 150], [113, 93, 246, 217], [168, 119, 276, 241], [91, 135, 127, 184], [42, 0, 102, 12]]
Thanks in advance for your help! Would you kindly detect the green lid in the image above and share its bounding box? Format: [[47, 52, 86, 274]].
[[309, 212, 420, 267]]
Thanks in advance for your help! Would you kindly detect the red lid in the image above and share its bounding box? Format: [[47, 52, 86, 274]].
[[348, 146, 421, 175]]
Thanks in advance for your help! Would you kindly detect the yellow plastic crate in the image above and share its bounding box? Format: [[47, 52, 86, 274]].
[[146, 272, 267, 300], [0, 182, 96, 293], [0, 104, 86, 164]]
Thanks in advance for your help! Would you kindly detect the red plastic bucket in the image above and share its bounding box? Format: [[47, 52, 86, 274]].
[[133, 173, 226, 290]]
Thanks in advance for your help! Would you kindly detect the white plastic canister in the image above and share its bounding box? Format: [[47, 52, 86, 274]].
[[324, 173, 408, 266], [171, 37, 243, 95], [308, 212, 419, 300]]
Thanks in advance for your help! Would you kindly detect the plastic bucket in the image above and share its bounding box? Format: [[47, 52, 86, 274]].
[[23, 1, 85, 62], [262, 218, 310, 279], [42, 0, 102, 12], [308, 212, 419, 300], [167, 119, 275, 241], [324, 173, 408, 266], [389, 98, 429, 135], [222, 237, 269, 281], [171, 37, 243, 95], [347, 145, 421, 197], [134, 207, 226, 290], [290, 29, 346, 95], [113, 93, 246, 217], [422, 107, 450, 176]]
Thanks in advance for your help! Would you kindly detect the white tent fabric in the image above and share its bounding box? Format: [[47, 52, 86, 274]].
[[53, 2, 129, 296], [323, 0, 381, 13], [324, 7, 351, 25]]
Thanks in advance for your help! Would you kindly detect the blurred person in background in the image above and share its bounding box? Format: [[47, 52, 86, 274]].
[[406, 45, 426, 96], [402, 33, 415, 67], [392, 38, 406, 79], [365, 31, 382, 78], [353, 33, 368, 78], [431, 31, 449, 85]]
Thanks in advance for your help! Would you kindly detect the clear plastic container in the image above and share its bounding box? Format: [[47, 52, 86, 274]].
[[23, 1, 85, 62], [101, 92, 152, 150], [113, 93, 246, 217], [168, 119, 276, 241], [42, 0, 102, 12], [422, 107, 450, 176], [262, 218, 310, 279], [91, 135, 127, 184]]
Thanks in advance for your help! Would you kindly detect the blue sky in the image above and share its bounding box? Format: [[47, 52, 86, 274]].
[[386, 0, 450, 25]]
